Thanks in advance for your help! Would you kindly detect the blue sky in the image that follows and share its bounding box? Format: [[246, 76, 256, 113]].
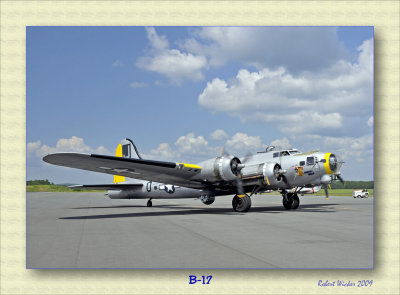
[[27, 26, 374, 183]]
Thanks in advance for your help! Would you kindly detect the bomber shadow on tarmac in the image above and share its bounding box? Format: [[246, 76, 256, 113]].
[[28, 193, 373, 268], [60, 203, 339, 220]]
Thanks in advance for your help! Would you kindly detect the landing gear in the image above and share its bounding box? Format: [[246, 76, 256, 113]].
[[291, 194, 300, 209], [282, 193, 300, 210], [147, 199, 152, 207], [232, 194, 252, 212]]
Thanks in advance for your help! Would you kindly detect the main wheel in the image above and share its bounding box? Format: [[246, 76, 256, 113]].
[[232, 195, 251, 212], [147, 200, 152, 207], [282, 193, 293, 210], [283, 198, 293, 210], [291, 194, 300, 209]]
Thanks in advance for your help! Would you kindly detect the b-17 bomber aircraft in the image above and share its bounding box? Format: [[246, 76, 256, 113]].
[[43, 138, 344, 212]]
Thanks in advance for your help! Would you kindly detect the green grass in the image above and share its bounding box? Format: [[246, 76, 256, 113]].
[[27, 185, 105, 193], [315, 189, 373, 197]]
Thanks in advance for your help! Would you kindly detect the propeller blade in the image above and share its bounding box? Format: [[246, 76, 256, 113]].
[[220, 146, 230, 157], [337, 174, 345, 184], [241, 151, 254, 164], [282, 175, 290, 187], [219, 146, 224, 157]]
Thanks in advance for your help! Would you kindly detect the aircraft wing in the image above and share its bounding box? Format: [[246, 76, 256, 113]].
[[43, 153, 205, 189], [69, 183, 143, 190]]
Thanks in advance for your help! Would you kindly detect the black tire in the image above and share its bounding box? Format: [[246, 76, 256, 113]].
[[291, 194, 300, 209], [200, 194, 215, 205], [282, 193, 294, 210], [232, 195, 251, 212], [147, 200, 152, 207], [283, 198, 293, 210]]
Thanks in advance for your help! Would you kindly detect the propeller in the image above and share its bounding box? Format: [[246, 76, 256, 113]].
[[219, 146, 246, 196], [274, 164, 289, 187], [241, 151, 254, 164], [324, 174, 345, 199]]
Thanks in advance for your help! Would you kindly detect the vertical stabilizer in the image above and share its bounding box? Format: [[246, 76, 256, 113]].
[[113, 138, 142, 183]]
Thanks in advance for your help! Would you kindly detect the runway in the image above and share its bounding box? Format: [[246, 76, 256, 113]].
[[27, 192, 373, 269]]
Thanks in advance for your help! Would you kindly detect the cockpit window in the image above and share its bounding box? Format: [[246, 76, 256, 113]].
[[273, 152, 279, 158], [306, 156, 314, 166], [289, 150, 299, 154]]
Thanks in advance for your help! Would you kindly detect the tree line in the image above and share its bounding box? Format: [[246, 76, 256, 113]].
[[331, 181, 373, 189], [27, 179, 373, 189], [26, 179, 54, 185]]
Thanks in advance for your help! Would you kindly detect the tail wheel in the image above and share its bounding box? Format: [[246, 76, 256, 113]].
[[147, 199, 152, 207], [232, 195, 251, 212]]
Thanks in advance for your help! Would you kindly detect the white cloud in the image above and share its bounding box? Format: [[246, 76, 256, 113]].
[[145, 27, 169, 50], [27, 136, 110, 159], [137, 27, 208, 84], [27, 140, 41, 154], [181, 27, 349, 72], [323, 133, 373, 162], [270, 137, 292, 149], [198, 39, 373, 136], [367, 116, 374, 127], [210, 129, 228, 140], [225, 132, 264, 151], [144, 143, 178, 160], [112, 59, 124, 67], [174, 132, 209, 154], [130, 81, 149, 88]]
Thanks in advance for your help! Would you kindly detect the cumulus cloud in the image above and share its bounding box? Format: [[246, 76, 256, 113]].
[[270, 137, 292, 149], [142, 133, 215, 161], [225, 132, 264, 151], [144, 143, 178, 160], [27, 140, 41, 154], [210, 129, 228, 140], [174, 132, 209, 154], [323, 134, 373, 162], [137, 27, 208, 84], [181, 27, 349, 72], [198, 39, 373, 136], [367, 116, 374, 127], [27, 136, 110, 159]]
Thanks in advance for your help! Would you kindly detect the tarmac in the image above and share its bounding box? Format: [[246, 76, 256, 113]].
[[27, 192, 373, 269]]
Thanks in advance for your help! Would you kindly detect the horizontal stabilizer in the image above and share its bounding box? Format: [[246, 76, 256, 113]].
[[69, 183, 143, 190]]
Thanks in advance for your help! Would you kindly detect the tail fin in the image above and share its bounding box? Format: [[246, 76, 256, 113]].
[[113, 138, 142, 183]]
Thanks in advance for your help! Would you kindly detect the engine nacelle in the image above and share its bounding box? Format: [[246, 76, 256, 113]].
[[108, 190, 131, 199], [193, 155, 242, 183], [241, 162, 283, 188]]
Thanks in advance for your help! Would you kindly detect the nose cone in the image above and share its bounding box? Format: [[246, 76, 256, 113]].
[[324, 153, 343, 174]]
